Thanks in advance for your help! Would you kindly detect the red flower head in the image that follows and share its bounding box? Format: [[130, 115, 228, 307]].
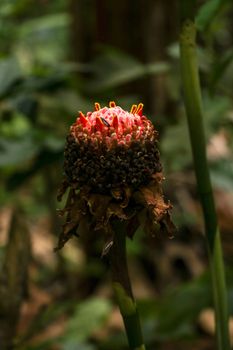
[[57, 102, 175, 253]]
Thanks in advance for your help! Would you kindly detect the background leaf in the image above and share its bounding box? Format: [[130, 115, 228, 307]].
[[196, 0, 231, 31], [63, 298, 112, 343], [0, 58, 22, 98]]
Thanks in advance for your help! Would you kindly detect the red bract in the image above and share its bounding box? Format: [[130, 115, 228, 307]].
[[57, 102, 175, 252]]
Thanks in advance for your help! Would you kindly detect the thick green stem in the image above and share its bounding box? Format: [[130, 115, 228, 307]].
[[179, 16, 230, 350], [110, 221, 146, 350]]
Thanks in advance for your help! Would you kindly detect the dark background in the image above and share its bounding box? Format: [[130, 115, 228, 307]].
[[0, 1, 233, 349]]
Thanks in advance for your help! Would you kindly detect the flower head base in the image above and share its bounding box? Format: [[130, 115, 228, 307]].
[[57, 102, 175, 252]]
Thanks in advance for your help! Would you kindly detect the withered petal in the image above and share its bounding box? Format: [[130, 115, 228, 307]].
[[135, 178, 175, 237], [57, 178, 69, 202], [106, 203, 128, 222], [159, 211, 177, 238], [86, 193, 111, 220], [120, 186, 131, 208]]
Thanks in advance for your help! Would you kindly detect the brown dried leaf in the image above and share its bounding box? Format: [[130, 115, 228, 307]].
[[106, 203, 128, 222], [143, 211, 160, 237], [54, 228, 75, 251], [84, 193, 112, 232], [62, 220, 78, 236], [55, 191, 83, 250], [137, 179, 176, 238], [57, 179, 69, 202], [120, 186, 131, 208], [159, 211, 176, 238], [86, 194, 111, 220]]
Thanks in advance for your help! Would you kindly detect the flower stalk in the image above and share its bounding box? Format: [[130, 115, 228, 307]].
[[110, 221, 146, 350], [179, 5, 230, 350]]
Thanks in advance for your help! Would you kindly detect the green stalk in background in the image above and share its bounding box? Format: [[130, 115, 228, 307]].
[[110, 221, 146, 350], [179, 2, 230, 349]]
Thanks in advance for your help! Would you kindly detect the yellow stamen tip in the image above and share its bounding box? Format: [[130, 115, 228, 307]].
[[95, 102, 101, 111], [136, 103, 144, 114], [130, 104, 137, 114], [109, 101, 116, 108]]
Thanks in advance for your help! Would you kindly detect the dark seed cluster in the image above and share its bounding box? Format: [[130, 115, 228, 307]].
[[64, 134, 162, 193]]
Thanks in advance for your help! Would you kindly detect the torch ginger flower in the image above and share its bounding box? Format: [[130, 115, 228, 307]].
[[57, 102, 175, 253]]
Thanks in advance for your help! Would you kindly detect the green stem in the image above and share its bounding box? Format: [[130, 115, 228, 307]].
[[110, 221, 146, 350], [179, 14, 230, 350]]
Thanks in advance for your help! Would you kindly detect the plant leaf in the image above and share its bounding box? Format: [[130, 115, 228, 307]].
[[64, 298, 112, 343], [0, 58, 22, 98], [196, 0, 231, 31]]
